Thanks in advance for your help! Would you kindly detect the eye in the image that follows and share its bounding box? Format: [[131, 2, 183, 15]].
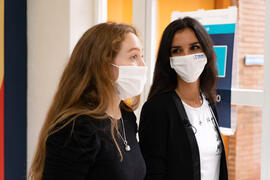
[[171, 48, 182, 55], [190, 44, 201, 51], [130, 54, 138, 60]]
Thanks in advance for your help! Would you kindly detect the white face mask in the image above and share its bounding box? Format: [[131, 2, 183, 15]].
[[112, 64, 148, 100], [170, 52, 207, 83]]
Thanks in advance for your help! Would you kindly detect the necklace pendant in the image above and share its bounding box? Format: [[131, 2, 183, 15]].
[[125, 144, 131, 151]]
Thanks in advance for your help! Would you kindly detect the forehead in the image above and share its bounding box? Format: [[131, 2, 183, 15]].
[[171, 28, 199, 46], [121, 32, 142, 51]]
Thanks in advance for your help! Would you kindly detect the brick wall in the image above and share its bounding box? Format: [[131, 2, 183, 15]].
[[228, 106, 262, 180], [238, 0, 265, 89], [227, 0, 265, 180]]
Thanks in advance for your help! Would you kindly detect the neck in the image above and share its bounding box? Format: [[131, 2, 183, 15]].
[[106, 93, 122, 119], [175, 77, 202, 107]]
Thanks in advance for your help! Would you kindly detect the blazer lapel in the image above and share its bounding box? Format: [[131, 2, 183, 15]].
[[171, 91, 201, 180]]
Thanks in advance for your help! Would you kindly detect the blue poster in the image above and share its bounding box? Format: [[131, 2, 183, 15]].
[[204, 24, 236, 129]]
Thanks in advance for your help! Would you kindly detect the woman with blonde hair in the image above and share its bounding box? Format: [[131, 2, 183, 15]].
[[29, 22, 147, 180]]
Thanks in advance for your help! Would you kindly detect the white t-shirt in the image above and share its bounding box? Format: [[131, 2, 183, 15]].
[[182, 95, 222, 180]]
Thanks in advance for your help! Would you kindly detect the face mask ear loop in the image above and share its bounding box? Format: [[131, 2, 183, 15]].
[[111, 63, 119, 68], [169, 57, 174, 69]]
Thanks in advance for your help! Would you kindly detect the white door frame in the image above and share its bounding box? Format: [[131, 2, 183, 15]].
[[133, 0, 157, 119]]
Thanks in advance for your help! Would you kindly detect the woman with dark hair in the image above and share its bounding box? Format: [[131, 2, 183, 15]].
[[28, 22, 147, 180], [139, 17, 228, 180]]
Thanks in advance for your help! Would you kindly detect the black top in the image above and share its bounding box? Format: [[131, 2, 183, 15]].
[[139, 91, 228, 180], [43, 108, 146, 180]]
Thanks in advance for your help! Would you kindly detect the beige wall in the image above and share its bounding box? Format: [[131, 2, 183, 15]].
[[27, 0, 95, 170]]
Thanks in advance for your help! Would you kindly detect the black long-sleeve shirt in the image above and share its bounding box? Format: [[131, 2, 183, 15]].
[[43, 109, 146, 180]]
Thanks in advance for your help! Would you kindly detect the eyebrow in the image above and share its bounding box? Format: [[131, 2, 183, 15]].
[[171, 42, 201, 49], [127, 47, 142, 52]]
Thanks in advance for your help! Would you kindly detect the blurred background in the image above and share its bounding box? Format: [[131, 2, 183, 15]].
[[1, 0, 270, 179]]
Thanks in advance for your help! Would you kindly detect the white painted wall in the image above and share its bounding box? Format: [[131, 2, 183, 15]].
[[27, 0, 95, 171], [70, 0, 95, 52]]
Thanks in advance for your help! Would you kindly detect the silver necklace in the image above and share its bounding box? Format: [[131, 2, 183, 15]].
[[118, 117, 131, 151], [108, 116, 130, 152]]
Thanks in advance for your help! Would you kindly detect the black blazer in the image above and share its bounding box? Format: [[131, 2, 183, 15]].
[[139, 91, 228, 180]]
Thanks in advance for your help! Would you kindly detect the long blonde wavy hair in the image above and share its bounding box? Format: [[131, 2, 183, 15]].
[[28, 22, 140, 180]]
